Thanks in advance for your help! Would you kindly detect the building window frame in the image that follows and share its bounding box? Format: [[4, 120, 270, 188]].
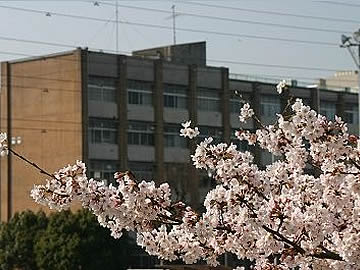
[[320, 100, 337, 120], [197, 88, 221, 112], [88, 76, 116, 103], [231, 129, 250, 152], [89, 118, 118, 144], [344, 103, 359, 124], [164, 124, 187, 148], [164, 84, 188, 109], [260, 95, 281, 117], [197, 125, 222, 143], [128, 162, 154, 180], [88, 159, 119, 184], [128, 121, 155, 146], [127, 80, 153, 106]]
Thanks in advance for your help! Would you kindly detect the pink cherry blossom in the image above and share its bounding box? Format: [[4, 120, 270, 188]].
[[28, 85, 360, 269]]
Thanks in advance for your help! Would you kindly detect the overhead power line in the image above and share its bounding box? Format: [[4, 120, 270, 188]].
[[208, 58, 339, 72], [178, 1, 360, 24], [0, 38, 343, 73], [0, 4, 339, 47], [315, 1, 360, 8], [84, 1, 351, 34], [0, 35, 122, 53], [94, 0, 360, 25]]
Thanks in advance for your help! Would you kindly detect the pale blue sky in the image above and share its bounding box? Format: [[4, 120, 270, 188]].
[[0, 0, 359, 86]]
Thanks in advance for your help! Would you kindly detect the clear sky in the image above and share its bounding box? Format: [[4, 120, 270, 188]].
[[0, 0, 359, 86]]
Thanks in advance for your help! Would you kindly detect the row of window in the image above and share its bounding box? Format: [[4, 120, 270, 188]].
[[89, 78, 221, 111], [89, 120, 187, 147], [89, 120, 253, 149], [88, 77, 117, 103], [88, 160, 155, 184], [88, 159, 119, 184], [88, 77, 359, 123], [320, 102, 359, 124]]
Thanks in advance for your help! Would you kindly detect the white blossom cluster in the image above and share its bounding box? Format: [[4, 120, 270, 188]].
[[30, 94, 360, 269], [0, 132, 8, 156], [276, 80, 289, 94], [180, 120, 200, 139], [180, 121, 200, 139], [239, 103, 254, 123]]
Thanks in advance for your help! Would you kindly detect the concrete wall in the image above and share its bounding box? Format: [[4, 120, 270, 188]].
[[128, 105, 154, 122], [88, 101, 117, 118], [164, 148, 189, 163], [88, 52, 117, 77], [197, 67, 222, 88], [163, 108, 188, 124], [229, 80, 253, 94], [163, 63, 188, 85], [89, 143, 118, 160], [0, 50, 83, 220], [128, 145, 155, 161], [198, 111, 222, 127], [127, 58, 154, 82]]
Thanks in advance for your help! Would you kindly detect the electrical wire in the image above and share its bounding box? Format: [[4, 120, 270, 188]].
[[0, 5, 340, 47], [315, 1, 360, 8], [80, 1, 351, 34], [175, 1, 360, 24], [0, 40, 346, 74]]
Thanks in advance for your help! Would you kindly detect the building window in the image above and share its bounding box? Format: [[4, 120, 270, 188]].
[[231, 129, 249, 152], [128, 162, 154, 181], [260, 95, 281, 117], [197, 88, 220, 112], [128, 80, 153, 106], [128, 121, 154, 146], [230, 93, 249, 114], [164, 84, 187, 109], [198, 126, 222, 144], [88, 76, 116, 103], [301, 98, 311, 107], [230, 98, 242, 114], [164, 124, 187, 148], [344, 103, 359, 124], [320, 101, 336, 120], [89, 118, 117, 144], [88, 160, 119, 184]]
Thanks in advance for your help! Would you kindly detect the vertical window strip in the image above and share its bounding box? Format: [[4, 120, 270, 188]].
[[127, 80, 153, 106], [88, 118, 118, 144], [128, 121, 155, 146], [164, 124, 187, 148]]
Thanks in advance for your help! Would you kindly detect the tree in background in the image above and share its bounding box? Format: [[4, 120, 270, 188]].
[[0, 210, 133, 270], [0, 210, 47, 270]]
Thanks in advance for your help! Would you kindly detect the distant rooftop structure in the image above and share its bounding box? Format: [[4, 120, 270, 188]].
[[318, 70, 359, 93], [132, 41, 206, 66]]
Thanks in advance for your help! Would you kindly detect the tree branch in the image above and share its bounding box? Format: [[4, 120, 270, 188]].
[[8, 148, 54, 178]]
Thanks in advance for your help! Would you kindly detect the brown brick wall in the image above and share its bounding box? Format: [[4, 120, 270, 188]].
[[0, 50, 83, 220]]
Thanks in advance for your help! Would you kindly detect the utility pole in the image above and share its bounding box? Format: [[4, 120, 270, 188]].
[[340, 29, 360, 136], [172, 5, 176, 45], [116, 0, 119, 53]]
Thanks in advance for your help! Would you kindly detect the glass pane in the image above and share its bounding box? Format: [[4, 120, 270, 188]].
[[143, 93, 152, 105], [88, 86, 102, 101], [94, 130, 102, 143], [164, 95, 176, 108], [103, 89, 116, 102], [128, 92, 139, 104]]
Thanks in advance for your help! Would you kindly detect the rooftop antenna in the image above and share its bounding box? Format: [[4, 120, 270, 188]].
[[165, 5, 181, 45], [171, 5, 176, 45], [116, 0, 119, 53]]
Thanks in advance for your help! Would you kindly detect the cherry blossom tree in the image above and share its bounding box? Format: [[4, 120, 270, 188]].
[[2, 81, 360, 269]]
